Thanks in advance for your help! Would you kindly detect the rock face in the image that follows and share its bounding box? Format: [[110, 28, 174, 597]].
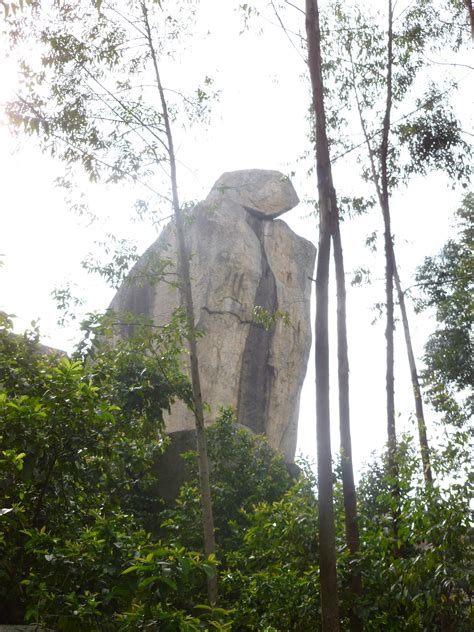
[[109, 170, 316, 462], [208, 169, 300, 219]]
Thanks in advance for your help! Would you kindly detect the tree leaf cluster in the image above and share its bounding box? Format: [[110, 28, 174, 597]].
[[415, 192, 473, 426]]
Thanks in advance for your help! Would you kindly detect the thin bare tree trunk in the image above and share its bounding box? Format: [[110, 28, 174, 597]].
[[393, 261, 433, 485], [306, 0, 341, 628], [333, 223, 363, 632], [382, 217, 397, 481], [142, 1, 218, 605], [348, 30, 397, 474], [349, 25, 431, 493], [314, 203, 340, 632], [464, 0, 474, 42], [380, 0, 397, 492], [378, 2, 403, 561]]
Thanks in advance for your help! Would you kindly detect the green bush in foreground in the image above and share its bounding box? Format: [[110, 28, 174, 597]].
[[1, 313, 472, 630], [0, 313, 226, 629]]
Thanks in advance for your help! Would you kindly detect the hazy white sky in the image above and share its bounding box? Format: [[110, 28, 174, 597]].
[[1, 0, 471, 472]]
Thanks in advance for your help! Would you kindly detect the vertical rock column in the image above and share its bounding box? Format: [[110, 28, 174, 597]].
[[109, 170, 316, 462]]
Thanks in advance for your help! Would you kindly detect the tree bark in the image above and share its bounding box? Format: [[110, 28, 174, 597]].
[[464, 0, 474, 42], [380, 0, 398, 493], [382, 211, 397, 481], [347, 9, 397, 478], [349, 12, 431, 493], [306, 1, 341, 629], [378, 2, 403, 561], [142, 1, 218, 605], [314, 197, 340, 632], [393, 261, 433, 485], [333, 223, 363, 632]]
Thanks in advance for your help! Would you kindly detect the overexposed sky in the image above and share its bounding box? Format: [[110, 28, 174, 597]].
[[1, 0, 472, 473]]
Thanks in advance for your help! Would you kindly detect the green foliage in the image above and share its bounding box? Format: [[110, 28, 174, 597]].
[[356, 439, 473, 631], [0, 0, 32, 19], [81, 235, 140, 290], [221, 475, 320, 631], [397, 94, 472, 183], [252, 306, 291, 331], [162, 409, 292, 552], [117, 545, 229, 632], [415, 193, 473, 424], [51, 282, 85, 327], [4, 0, 217, 222], [20, 517, 227, 631], [0, 317, 299, 630], [156, 410, 321, 630], [21, 515, 149, 631], [0, 312, 206, 627], [0, 315, 472, 629], [21, 517, 225, 631], [206, 410, 292, 532], [323, 0, 471, 193]]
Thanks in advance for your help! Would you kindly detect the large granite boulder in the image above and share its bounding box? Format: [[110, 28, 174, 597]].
[[208, 169, 299, 219], [109, 170, 315, 462]]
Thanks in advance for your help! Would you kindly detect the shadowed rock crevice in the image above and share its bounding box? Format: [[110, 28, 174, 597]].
[[237, 215, 277, 435]]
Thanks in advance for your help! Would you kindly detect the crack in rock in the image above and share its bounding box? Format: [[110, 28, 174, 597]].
[[236, 214, 278, 435]]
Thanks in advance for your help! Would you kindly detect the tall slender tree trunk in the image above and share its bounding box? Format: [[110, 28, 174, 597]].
[[349, 19, 432, 494], [379, 2, 403, 560], [142, 1, 218, 605], [332, 224, 363, 632], [464, 0, 474, 42], [349, 3, 397, 480], [380, 0, 398, 493], [306, 0, 356, 628], [393, 261, 433, 485], [382, 206, 397, 483], [313, 197, 340, 632]]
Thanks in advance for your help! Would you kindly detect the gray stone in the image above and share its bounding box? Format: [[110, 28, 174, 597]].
[[207, 169, 299, 219], [152, 426, 302, 506], [109, 170, 315, 462]]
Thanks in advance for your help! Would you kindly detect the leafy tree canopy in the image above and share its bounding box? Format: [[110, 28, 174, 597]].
[[414, 192, 473, 441]]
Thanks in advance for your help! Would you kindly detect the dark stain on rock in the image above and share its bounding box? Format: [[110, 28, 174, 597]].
[[237, 214, 277, 435], [114, 260, 153, 338]]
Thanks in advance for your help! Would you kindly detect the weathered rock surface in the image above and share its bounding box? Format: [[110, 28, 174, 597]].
[[208, 169, 299, 219], [109, 170, 315, 462]]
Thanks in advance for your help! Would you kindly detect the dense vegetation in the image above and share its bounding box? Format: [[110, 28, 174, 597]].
[[1, 201, 472, 630]]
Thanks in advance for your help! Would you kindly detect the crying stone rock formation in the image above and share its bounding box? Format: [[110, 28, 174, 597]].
[[109, 169, 316, 462]]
